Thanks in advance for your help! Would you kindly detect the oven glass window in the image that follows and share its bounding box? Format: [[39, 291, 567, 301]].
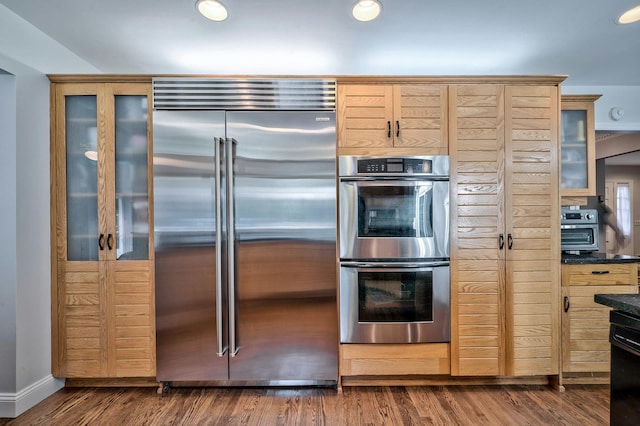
[[561, 227, 596, 245], [358, 271, 434, 322], [357, 185, 433, 237]]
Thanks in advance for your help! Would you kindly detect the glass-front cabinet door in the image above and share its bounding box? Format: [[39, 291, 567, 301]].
[[114, 94, 149, 260], [560, 95, 601, 197], [64, 92, 100, 261], [56, 84, 151, 263]]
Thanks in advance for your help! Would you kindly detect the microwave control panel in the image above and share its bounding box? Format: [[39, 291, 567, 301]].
[[561, 208, 598, 225]]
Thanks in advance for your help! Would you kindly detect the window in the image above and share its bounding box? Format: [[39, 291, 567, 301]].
[[616, 183, 632, 238]]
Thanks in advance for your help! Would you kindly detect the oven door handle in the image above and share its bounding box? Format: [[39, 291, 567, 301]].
[[340, 261, 450, 268]]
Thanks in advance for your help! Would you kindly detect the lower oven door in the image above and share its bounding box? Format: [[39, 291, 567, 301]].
[[339, 261, 450, 344]]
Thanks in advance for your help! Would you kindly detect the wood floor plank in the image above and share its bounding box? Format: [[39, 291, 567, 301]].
[[0, 384, 609, 425]]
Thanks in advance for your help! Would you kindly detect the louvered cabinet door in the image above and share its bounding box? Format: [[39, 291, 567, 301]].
[[394, 84, 448, 152], [450, 84, 505, 376], [111, 261, 155, 377], [55, 262, 108, 378], [504, 85, 560, 376], [337, 84, 393, 148]]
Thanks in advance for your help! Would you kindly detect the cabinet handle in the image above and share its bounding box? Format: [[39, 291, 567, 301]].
[[98, 234, 105, 251], [396, 120, 400, 137], [387, 121, 391, 138], [507, 233, 513, 250], [591, 270, 610, 275], [107, 233, 113, 251], [564, 296, 570, 312], [499, 233, 505, 250]]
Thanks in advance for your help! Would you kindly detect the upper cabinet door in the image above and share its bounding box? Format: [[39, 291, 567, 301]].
[[56, 84, 103, 262], [560, 95, 600, 197], [338, 84, 393, 149], [393, 84, 448, 151], [337, 83, 448, 155], [112, 88, 151, 261]]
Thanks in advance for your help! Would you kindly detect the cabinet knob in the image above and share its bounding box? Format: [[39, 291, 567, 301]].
[[564, 296, 570, 312], [98, 234, 105, 251]]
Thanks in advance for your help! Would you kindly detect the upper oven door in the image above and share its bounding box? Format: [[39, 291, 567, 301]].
[[339, 178, 449, 260]]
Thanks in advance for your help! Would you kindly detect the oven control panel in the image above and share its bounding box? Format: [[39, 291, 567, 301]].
[[357, 158, 432, 174]]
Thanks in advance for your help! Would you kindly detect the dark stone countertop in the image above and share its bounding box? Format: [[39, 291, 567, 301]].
[[562, 252, 640, 264], [594, 293, 640, 317]]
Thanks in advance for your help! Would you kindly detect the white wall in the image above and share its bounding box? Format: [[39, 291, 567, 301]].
[[0, 71, 17, 396], [0, 5, 99, 419], [0, 56, 65, 419], [562, 85, 640, 131]]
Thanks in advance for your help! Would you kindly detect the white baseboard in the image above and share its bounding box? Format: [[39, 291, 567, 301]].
[[0, 375, 65, 418]]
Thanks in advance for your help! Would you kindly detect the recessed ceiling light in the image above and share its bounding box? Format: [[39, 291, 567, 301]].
[[196, 0, 228, 22], [617, 5, 640, 24], [352, 0, 382, 22]]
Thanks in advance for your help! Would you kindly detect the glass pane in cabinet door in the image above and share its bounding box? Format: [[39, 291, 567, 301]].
[[114, 95, 149, 260], [66, 96, 99, 261], [561, 109, 588, 189]]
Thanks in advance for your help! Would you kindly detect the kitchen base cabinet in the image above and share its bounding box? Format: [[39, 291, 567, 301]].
[[561, 263, 639, 384], [55, 261, 155, 378], [339, 344, 450, 379]]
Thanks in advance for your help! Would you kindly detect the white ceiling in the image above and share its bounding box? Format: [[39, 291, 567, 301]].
[[1, 0, 640, 85]]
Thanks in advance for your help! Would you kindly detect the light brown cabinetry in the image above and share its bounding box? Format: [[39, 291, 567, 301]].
[[50, 80, 155, 379], [560, 95, 600, 198], [561, 263, 638, 382], [339, 344, 450, 383], [337, 83, 448, 155], [450, 82, 561, 377]]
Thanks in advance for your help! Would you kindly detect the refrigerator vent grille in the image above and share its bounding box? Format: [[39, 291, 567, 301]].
[[152, 78, 336, 110]]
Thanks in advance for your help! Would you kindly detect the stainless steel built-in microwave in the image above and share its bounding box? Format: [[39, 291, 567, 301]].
[[560, 208, 599, 252]]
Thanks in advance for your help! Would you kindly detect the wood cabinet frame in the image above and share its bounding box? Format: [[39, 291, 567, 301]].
[[50, 79, 156, 379]]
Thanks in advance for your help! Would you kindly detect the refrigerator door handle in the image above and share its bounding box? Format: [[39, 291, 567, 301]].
[[214, 137, 227, 357], [226, 137, 239, 357]]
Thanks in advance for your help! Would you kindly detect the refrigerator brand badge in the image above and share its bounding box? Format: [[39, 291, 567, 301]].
[[315, 117, 331, 122]]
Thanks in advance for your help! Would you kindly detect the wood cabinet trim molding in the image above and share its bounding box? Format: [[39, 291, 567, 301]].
[[47, 74, 569, 86]]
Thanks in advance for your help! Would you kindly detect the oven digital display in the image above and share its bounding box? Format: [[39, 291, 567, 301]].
[[357, 158, 433, 174]]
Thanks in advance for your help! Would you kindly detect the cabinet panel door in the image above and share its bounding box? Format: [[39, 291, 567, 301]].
[[504, 85, 560, 376], [337, 84, 393, 148], [394, 85, 448, 150], [57, 261, 108, 378], [450, 84, 505, 376], [111, 260, 156, 377], [563, 284, 637, 373]]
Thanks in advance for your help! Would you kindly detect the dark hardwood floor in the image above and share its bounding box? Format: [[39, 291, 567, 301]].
[[1, 384, 609, 425]]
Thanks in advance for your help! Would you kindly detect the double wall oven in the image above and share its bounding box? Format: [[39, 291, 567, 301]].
[[339, 155, 450, 344]]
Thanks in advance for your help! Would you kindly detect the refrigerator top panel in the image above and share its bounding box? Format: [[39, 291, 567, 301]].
[[152, 78, 336, 111]]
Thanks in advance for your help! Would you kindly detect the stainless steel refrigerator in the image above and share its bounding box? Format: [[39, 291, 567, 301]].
[[152, 81, 338, 385]]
